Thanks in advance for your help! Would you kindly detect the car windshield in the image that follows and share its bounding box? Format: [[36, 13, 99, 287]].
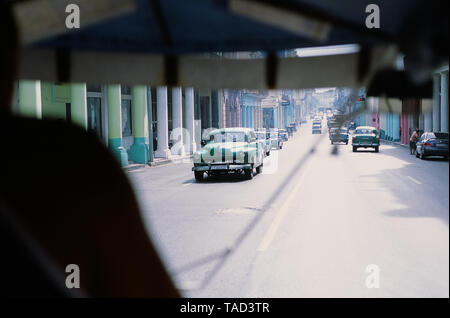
[[355, 128, 377, 134], [212, 132, 246, 143], [256, 132, 266, 140]]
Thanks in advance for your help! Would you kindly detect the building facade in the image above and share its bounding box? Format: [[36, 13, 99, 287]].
[[13, 81, 223, 166]]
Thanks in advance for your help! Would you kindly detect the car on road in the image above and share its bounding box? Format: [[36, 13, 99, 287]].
[[327, 120, 340, 129], [347, 122, 357, 134], [279, 129, 289, 142], [267, 129, 283, 150], [256, 130, 271, 156], [415, 132, 449, 159], [192, 128, 264, 181], [330, 128, 349, 144], [352, 126, 380, 152], [312, 124, 322, 134], [313, 119, 322, 127]]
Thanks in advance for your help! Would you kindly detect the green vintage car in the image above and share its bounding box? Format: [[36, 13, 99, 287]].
[[352, 126, 380, 152], [192, 128, 264, 181]]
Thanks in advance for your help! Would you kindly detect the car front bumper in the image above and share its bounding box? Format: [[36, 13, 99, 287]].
[[193, 163, 252, 172]]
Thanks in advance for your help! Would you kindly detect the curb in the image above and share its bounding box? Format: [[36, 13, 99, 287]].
[[147, 159, 173, 167], [381, 140, 409, 148], [148, 155, 193, 167], [122, 163, 146, 172]]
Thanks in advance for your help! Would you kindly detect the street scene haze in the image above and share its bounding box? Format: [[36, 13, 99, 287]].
[[1, 0, 448, 299]]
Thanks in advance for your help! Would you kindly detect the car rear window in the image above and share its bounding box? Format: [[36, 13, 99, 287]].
[[431, 133, 449, 139], [355, 129, 377, 134]]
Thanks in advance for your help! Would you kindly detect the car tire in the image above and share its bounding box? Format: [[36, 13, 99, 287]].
[[331, 141, 334, 145], [194, 171, 204, 182], [352, 146, 357, 152], [345, 141, 348, 145], [266, 151, 270, 156], [415, 150, 419, 158], [374, 146, 379, 153], [256, 163, 263, 174], [420, 151, 425, 160], [244, 168, 253, 180]]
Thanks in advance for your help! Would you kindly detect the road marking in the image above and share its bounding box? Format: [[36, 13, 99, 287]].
[[183, 183, 192, 187], [256, 160, 311, 252], [406, 176, 422, 185]]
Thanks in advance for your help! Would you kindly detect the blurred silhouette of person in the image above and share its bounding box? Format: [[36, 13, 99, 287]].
[[410, 128, 420, 155], [0, 2, 179, 297]]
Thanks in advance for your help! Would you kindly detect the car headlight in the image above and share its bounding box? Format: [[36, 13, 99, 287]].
[[236, 150, 245, 162], [193, 152, 202, 163]]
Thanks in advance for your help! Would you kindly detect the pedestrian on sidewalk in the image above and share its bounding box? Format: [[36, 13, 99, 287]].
[[410, 128, 420, 155]]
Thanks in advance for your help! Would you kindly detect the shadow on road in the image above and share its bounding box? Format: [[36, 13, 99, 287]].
[[416, 157, 449, 162], [189, 172, 252, 184], [362, 145, 449, 223]]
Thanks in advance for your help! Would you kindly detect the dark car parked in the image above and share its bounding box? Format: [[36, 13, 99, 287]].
[[415, 132, 449, 159]]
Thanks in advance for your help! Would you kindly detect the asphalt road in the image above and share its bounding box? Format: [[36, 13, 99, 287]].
[[128, 120, 449, 298]]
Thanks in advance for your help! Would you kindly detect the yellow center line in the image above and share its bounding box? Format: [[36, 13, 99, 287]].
[[256, 158, 312, 252]]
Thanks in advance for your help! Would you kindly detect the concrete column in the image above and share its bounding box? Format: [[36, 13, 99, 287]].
[[440, 71, 449, 133], [279, 106, 284, 128], [379, 112, 386, 138], [185, 88, 196, 154], [171, 87, 185, 155], [155, 86, 171, 159], [70, 83, 87, 129], [424, 112, 433, 132], [393, 113, 400, 141], [18, 80, 42, 119], [107, 85, 128, 166], [432, 74, 441, 131], [418, 113, 424, 131], [247, 106, 250, 128], [129, 85, 149, 163], [385, 113, 391, 139], [389, 113, 394, 140]]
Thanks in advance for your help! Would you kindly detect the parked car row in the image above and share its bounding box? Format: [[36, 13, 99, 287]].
[[346, 126, 448, 159], [192, 126, 296, 181], [323, 116, 448, 160]]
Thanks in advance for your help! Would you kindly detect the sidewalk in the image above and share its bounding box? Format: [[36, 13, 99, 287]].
[[381, 139, 409, 149], [123, 154, 193, 172]]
